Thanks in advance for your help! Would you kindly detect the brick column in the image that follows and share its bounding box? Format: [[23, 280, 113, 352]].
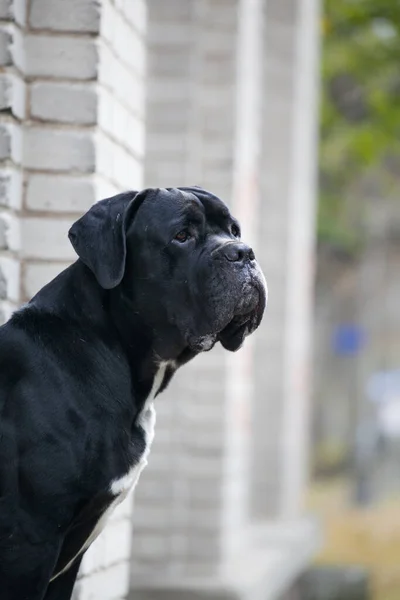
[[251, 0, 320, 520], [129, 1, 321, 598], [0, 1, 147, 598], [0, 0, 25, 322], [130, 0, 262, 587]]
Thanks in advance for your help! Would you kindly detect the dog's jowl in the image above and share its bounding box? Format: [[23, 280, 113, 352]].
[[0, 186, 267, 600]]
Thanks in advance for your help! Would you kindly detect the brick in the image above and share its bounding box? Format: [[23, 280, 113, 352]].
[[0, 168, 22, 209], [113, 9, 145, 74], [0, 0, 13, 19], [204, 3, 238, 30], [147, 100, 191, 131], [13, 0, 25, 26], [0, 211, 20, 251], [100, 4, 145, 74], [25, 34, 97, 80], [23, 262, 70, 299], [0, 73, 26, 119], [0, 256, 19, 302], [30, 82, 97, 125], [133, 478, 175, 505], [0, 0, 26, 26], [147, 0, 192, 23], [0, 26, 12, 65], [0, 27, 12, 66], [131, 533, 170, 560], [29, 0, 100, 33], [148, 81, 190, 103], [99, 0, 115, 45], [121, 0, 146, 36], [23, 128, 95, 173], [95, 130, 142, 190], [26, 174, 95, 213], [203, 29, 236, 54], [102, 519, 132, 567], [0, 25, 24, 70], [186, 533, 221, 561], [98, 90, 144, 158], [0, 123, 22, 164], [130, 560, 171, 579], [20, 217, 76, 261], [131, 506, 173, 531], [78, 562, 130, 600], [149, 24, 192, 47], [98, 42, 145, 117], [150, 48, 191, 78]]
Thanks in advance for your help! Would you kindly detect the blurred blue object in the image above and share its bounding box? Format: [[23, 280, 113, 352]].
[[332, 324, 365, 356]]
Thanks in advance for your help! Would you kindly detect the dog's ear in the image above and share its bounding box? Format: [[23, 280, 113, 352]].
[[68, 190, 146, 289]]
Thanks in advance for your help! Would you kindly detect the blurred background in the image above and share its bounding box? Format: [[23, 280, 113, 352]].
[[310, 2, 400, 600], [0, 1, 398, 599]]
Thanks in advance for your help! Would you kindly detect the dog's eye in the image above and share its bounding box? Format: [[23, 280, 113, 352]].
[[231, 224, 240, 238], [175, 230, 190, 243]]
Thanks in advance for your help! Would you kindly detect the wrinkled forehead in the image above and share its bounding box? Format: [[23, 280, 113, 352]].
[[137, 187, 233, 227]]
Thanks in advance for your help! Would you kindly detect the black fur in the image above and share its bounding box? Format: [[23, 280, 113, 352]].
[[0, 186, 266, 599]]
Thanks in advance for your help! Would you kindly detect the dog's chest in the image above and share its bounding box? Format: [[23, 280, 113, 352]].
[[109, 362, 167, 496], [95, 364, 167, 514], [51, 363, 168, 582]]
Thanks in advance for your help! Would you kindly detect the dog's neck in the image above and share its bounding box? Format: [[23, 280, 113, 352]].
[[109, 280, 195, 364], [30, 261, 199, 404]]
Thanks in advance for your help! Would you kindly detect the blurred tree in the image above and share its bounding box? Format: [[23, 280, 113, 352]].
[[319, 0, 400, 253]]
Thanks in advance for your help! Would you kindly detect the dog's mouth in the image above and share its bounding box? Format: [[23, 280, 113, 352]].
[[217, 282, 265, 352], [185, 268, 267, 354]]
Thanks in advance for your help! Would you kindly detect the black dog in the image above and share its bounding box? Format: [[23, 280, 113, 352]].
[[0, 186, 267, 599]]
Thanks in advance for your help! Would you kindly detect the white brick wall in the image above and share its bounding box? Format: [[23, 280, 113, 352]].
[[25, 34, 98, 79], [0, 0, 148, 597], [0, 3, 23, 316], [25, 174, 96, 212], [29, 0, 100, 32], [0, 0, 26, 26], [96, 0, 146, 194], [23, 128, 95, 172], [30, 82, 97, 125], [0, 167, 22, 210], [0, 73, 26, 118]]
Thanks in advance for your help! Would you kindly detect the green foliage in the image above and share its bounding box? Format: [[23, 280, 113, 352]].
[[319, 0, 400, 251]]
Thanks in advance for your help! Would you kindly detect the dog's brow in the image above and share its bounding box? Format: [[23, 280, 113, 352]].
[[184, 203, 205, 224], [213, 207, 233, 228]]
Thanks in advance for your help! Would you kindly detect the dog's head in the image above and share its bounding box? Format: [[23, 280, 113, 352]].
[[69, 187, 267, 354]]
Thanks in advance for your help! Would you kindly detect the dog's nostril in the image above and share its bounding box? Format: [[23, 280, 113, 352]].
[[223, 243, 255, 263]]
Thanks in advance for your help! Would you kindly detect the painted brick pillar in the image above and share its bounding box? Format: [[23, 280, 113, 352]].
[[0, 1, 147, 598], [251, 0, 320, 520], [137, 0, 255, 565], [129, 0, 270, 595]]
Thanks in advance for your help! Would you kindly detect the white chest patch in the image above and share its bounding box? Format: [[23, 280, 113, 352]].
[[110, 360, 171, 496], [51, 362, 171, 581]]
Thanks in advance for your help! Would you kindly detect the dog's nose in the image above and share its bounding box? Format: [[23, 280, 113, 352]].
[[223, 242, 255, 263]]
